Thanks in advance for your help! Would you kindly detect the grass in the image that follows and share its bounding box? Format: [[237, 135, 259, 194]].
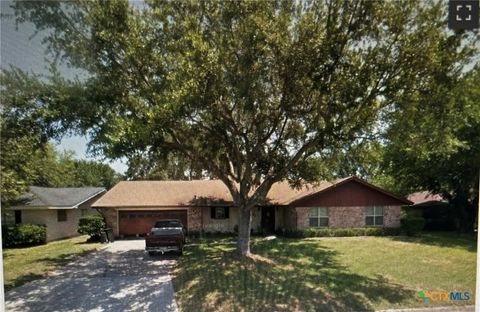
[[3, 235, 102, 291], [173, 232, 476, 312]]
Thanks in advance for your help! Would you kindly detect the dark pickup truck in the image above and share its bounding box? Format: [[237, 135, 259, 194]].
[[145, 219, 185, 256]]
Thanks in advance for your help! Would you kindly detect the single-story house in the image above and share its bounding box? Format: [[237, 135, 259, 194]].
[[11, 186, 106, 241], [92, 176, 411, 237], [406, 191, 454, 230]]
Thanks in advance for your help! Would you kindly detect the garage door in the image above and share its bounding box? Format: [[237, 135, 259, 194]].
[[118, 210, 188, 236]]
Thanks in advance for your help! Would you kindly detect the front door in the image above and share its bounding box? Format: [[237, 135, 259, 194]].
[[261, 206, 275, 233]]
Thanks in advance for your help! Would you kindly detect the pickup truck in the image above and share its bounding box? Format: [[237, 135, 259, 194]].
[[145, 219, 185, 256]]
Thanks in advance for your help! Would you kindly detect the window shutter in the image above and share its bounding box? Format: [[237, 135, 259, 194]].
[[211, 207, 216, 219], [225, 207, 230, 218]]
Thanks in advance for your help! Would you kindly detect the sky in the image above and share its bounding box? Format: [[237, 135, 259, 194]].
[[1, 1, 128, 173]]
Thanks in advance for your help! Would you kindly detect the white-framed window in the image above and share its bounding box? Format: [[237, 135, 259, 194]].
[[366, 206, 384, 226], [308, 207, 328, 227]]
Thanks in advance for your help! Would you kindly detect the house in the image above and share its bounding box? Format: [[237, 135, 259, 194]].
[[407, 191, 454, 230], [92, 177, 411, 237], [11, 186, 106, 241]]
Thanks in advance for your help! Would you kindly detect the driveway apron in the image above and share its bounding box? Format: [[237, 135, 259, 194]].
[[5, 239, 178, 312]]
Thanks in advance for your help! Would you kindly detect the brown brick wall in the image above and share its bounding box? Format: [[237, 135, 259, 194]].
[[296, 207, 309, 230], [296, 205, 402, 229], [100, 208, 118, 236], [384, 205, 402, 227], [329, 207, 365, 228], [188, 207, 202, 231]]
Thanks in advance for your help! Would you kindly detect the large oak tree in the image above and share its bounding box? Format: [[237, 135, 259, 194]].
[[12, 0, 476, 255]]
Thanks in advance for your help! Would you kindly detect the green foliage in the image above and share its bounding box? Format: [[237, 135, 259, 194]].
[[281, 227, 401, 238], [400, 215, 426, 236], [384, 67, 480, 231], [0, 68, 121, 206], [125, 152, 205, 181], [78, 215, 105, 240], [2, 224, 47, 247]]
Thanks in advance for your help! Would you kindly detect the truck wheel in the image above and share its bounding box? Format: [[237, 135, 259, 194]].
[[148, 251, 155, 256]]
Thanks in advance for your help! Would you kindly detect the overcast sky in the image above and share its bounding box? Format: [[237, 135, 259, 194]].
[[1, 1, 128, 173]]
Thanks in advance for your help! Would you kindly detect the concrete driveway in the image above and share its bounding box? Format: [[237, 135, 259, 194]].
[[5, 239, 178, 312]]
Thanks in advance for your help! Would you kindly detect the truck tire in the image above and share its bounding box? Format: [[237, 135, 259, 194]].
[[148, 251, 155, 256]]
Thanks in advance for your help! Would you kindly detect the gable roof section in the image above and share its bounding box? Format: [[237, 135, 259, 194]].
[[289, 176, 412, 206], [15, 186, 106, 209], [92, 177, 410, 208]]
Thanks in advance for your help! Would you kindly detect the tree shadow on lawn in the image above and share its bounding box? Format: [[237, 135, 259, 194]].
[[173, 239, 414, 312], [389, 232, 476, 252]]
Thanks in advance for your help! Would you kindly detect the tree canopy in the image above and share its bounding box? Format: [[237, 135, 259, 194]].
[[10, 0, 478, 254], [1, 69, 122, 204]]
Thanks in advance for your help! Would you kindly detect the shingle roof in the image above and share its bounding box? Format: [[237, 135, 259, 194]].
[[91, 177, 366, 208], [16, 186, 106, 208], [408, 191, 447, 206]]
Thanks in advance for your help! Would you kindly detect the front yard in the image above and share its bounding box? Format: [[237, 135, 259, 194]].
[[3, 235, 101, 291], [173, 232, 476, 311]]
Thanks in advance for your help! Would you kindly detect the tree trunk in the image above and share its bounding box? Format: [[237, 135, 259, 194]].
[[237, 204, 252, 256]]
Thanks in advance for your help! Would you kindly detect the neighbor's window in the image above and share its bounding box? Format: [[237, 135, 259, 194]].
[[57, 209, 67, 222], [366, 206, 383, 226], [309, 207, 328, 227], [211, 207, 229, 219]]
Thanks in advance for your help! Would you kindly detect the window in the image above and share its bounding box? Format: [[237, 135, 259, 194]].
[[57, 209, 67, 222], [366, 206, 384, 226], [308, 207, 328, 227], [14, 210, 22, 224], [211, 207, 229, 219], [80, 209, 88, 217]]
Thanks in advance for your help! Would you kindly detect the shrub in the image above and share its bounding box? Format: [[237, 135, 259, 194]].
[[277, 227, 402, 238], [78, 214, 105, 240], [401, 215, 425, 236], [332, 228, 355, 237], [282, 230, 307, 238], [364, 228, 383, 236], [314, 228, 332, 237], [2, 224, 47, 247], [383, 227, 402, 236]]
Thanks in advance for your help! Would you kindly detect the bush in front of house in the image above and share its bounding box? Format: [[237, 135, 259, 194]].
[[2, 224, 47, 247], [278, 227, 402, 238], [78, 214, 105, 240], [400, 215, 425, 236]]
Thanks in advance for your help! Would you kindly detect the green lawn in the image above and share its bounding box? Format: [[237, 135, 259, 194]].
[[173, 232, 476, 311], [3, 235, 101, 291]]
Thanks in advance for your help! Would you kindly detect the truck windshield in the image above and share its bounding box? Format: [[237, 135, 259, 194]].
[[154, 220, 182, 228]]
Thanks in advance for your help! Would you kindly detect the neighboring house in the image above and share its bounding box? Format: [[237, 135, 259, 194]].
[[11, 187, 106, 241], [407, 191, 453, 230], [92, 176, 411, 237]]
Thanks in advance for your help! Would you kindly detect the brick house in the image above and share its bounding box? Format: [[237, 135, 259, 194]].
[[11, 187, 106, 241], [92, 177, 411, 237]]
